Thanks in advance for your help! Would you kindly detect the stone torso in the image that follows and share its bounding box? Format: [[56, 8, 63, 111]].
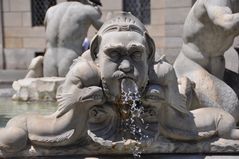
[[183, 0, 236, 58], [46, 2, 101, 55]]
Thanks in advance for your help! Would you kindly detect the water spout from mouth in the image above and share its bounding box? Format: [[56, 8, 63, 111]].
[[88, 78, 149, 157], [120, 78, 145, 157], [121, 78, 140, 104]]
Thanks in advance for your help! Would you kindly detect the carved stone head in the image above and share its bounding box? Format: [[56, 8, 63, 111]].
[[90, 13, 155, 102]]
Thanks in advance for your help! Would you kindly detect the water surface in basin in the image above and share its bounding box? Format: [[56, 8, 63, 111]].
[[0, 98, 57, 127]]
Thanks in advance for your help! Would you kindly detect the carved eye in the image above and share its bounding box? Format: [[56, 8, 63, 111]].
[[108, 51, 120, 60], [131, 51, 142, 61], [88, 107, 108, 123]]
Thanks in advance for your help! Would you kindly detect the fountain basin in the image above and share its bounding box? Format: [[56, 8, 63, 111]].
[[12, 77, 65, 101], [0, 97, 57, 127], [1, 136, 239, 157], [1, 97, 239, 157]]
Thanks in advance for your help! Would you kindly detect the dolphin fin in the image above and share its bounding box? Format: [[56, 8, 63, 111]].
[[29, 129, 75, 144]]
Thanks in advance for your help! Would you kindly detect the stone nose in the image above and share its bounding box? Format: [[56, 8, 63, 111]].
[[119, 59, 132, 73]]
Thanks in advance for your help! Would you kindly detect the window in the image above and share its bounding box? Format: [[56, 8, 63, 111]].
[[31, 0, 57, 26], [35, 51, 45, 57], [123, 0, 151, 25]]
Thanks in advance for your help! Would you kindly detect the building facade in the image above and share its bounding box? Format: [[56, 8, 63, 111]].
[[0, 0, 237, 71]]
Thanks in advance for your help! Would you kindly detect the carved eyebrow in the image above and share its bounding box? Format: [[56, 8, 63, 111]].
[[103, 44, 126, 52], [127, 43, 145, 52]]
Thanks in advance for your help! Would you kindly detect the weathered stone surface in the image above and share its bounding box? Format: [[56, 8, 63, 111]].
[[224, 47, 239, 73], [22, 12, 31, 27], [165, 8, 190, 24], [43, 1, 103, 77], [5, 37, 23, 48], [5, 48, 36, 69], [151, 9, 165, 25], [1, 137, 239, 157], [165, 0, 192, 8], [3, 12, 22, 27], [23, 38, 45, 48], [12, 77, 65, 101], [149, 137, 239, 153], [4, 27, 45, 38], [101, 0, 122, 10], [3, 0, 10, 12], [10, 0, 31, 11]]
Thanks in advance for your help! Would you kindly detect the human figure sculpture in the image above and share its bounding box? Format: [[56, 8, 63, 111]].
[[0, 13, 183, 152], [25, 56, 43, 78], [40, 0, 103, 77], [2, 13, 239, 154], [174, 0, 239, 120]]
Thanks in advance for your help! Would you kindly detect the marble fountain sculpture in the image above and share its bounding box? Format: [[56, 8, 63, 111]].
[[2, 8, 239, 157], [12, 0, 103, 101], [174, 0, 239, 121]]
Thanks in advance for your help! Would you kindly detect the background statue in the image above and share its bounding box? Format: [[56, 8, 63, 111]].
[[173, 0, 239, 120], [27, 0, 103, 78], [25, 56, 43, 78]]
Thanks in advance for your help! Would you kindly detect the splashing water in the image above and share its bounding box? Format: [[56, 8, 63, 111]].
[[120, 78, 145, 158]]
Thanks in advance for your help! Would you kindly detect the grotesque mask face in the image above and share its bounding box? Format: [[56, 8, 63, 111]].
[[98, 31, 149, 102]]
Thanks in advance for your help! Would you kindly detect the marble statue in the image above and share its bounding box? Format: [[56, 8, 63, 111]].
[[2, 13, 239, 156], [27, 0, 103, 78], [19, 0, 103, 101], [145, 84, 239, 141], [25, 56, 43, 78], [174, 0, 239, 120]]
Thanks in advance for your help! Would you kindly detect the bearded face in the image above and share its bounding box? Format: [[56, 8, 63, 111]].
[[98, 31, 149, 102]]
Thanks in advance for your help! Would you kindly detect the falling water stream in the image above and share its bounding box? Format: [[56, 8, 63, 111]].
[[120, 78, 145, 158], [87, 78, 152, 157]]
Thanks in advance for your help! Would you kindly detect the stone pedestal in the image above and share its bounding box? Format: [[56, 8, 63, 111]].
[[12, 77, 65, 101], [1, 137, 239, 158]]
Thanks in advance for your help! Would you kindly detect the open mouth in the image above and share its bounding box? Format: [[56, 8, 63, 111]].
[[120, 78, 139, 96], [112, 71, 136, 81], [118, 75, 135, 81]]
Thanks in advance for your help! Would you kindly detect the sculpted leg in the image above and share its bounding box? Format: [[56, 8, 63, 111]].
[[25, 56, 43, 78], [192, 108, 239, 140], [174, 53, 239, 121], [43, 49, 58, 77], [57, 49, 78, 77], [216, 111, 239, 140], [58, 62, 70, 77], [208, 55, 225, 80]]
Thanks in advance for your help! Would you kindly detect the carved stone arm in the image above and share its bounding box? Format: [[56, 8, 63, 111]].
[[89, 6, 103, 30], [205, 1, 239, 32]]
